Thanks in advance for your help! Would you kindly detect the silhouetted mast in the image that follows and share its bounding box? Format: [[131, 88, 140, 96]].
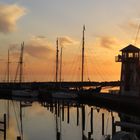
[[81, 25, 85, 82], [59, 47, 63, 82], [56, 39, 59, 82], [7, 49, 10, 128], [7, 49, 10, 82], [19, 42, 24, 83]]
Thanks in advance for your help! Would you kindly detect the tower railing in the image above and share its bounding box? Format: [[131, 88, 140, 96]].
[[115, 55, 139, 62]]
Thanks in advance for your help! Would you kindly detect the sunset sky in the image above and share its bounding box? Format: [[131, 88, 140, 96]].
[[0, 0, 140, 82]]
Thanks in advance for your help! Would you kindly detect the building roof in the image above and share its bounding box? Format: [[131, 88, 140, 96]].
[[120, 44, 140, 52]]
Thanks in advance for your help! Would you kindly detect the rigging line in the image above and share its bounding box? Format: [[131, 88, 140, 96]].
[[88, 45, 113, 80], [67, 39, 82, 80], [87, 55, 105, 81], [92, 57, 107, 81], [68, 54, 79, 81], [84, 55, 90, 81], [72, 56, 81, 81], [134, 23, 140, 45], [84, 45, 106, 81], [14, 63, 20, 82], [67, 43, 82, 81], [91, 54, 106, 80]]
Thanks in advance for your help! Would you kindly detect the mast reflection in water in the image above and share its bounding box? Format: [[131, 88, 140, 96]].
[[0, 99, 140, 140]]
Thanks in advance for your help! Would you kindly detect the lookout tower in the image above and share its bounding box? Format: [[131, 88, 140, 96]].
[[116, 44, 140, 96]]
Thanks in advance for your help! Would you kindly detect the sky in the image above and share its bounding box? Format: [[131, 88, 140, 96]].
[[0, 0, 140, 82]]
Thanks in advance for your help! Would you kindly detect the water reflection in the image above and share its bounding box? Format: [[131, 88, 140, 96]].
[[0, 99, 140, 140]]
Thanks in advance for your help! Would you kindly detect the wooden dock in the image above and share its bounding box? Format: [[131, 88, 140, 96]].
[[0, 81, 120, 90]]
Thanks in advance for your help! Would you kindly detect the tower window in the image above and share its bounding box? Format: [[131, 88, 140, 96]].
[[134, 53, 139, 58], [128, 53, 133, 58]]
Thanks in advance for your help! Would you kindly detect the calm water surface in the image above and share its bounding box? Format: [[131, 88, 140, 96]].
[[0, 99, 139, 140]]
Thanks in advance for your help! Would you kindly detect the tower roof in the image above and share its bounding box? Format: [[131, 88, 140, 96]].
[[120, 44, 140, 52]]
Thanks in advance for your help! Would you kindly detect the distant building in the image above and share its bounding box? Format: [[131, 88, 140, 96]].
[[116, 44, 140, 96]]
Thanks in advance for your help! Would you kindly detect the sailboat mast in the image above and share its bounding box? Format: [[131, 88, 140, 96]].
[[19, 42, 24, 140], [59, 47, 63, 82], [81, 25, 85, 82], [7, 49, 10, 128], [56, 39, 59, 82], [7, 49, 10, 82], [19, 42, 24, 83]]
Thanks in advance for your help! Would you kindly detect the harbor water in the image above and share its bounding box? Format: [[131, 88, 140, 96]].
[[0, 97, 139, 140]]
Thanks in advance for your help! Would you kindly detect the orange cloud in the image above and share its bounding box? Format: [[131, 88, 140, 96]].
[[9, 36, 54, 59], [0, 3, 26, 33], [96, 36, 121, 49], [25, 36, 53, 59], [59, 36, 78, 47]]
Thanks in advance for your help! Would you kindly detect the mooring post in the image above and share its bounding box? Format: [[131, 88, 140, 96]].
[[62, 101, 64, 121], [47, 103, 49, 110], [17, 136, 21, 140], [88, 132, 91, 140], [50, 103, 52, 112], [0, 114, 7, 140], [4, 114, 6, 140], [49, 102, 51, 113], [112, 115, 115, 136], [57, 132, 60, 140], [77, 105, 79, 126], [102, 113, 104, 136], [91, 108, 93, 134], [58, 101, 60, 117], [51, 103, 54, 113], [82, 105, 85, 131], [55, 101, 57, 115], [67, 103, 70, 123]]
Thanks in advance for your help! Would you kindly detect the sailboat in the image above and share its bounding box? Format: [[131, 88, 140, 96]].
[[78, 25, 101, 97], [12, 42, 38, 99], [50, 26, 101, 99], [49, 39, 78, 99]]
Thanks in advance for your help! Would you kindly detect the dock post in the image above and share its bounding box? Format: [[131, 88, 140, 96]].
[[4, 114, 6, 140], [77, 105, 79, 126], [88, 132, 91, 140], [82, 105, 85, 131], [17, 136, 21, 140], [67, 103, 70, 123], [55, 101, 57, 115], [58, 101, 60, 117], [62, 101, 64, 121], [90, 108, 93, 134], [57, 132, 60, 140], [102, 113, 104, 136], [0, 114, 7, 140], [51, 103, 54, 113], [49, 102, 53, 113]]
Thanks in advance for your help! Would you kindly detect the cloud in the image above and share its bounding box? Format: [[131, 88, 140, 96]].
[[59, 36, 78, 47], [9, 36, 54, 59], [25, 36, 53, 59], [0, 3, 26, 33], [97, 36, 120, 49], [120, 18, 140, 32]]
